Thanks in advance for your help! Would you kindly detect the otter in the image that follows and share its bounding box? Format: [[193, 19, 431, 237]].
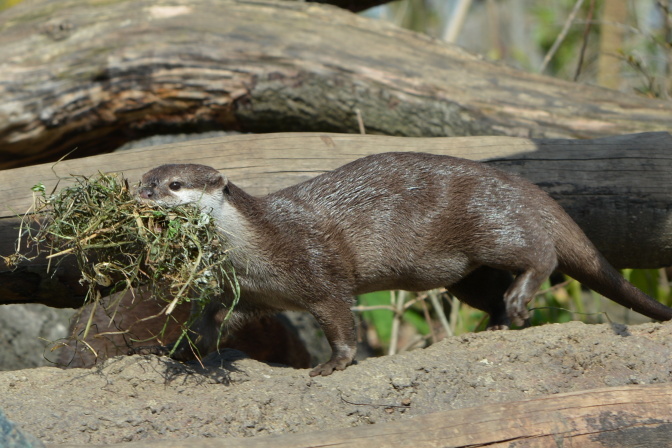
[[136, 152, 672, 377]]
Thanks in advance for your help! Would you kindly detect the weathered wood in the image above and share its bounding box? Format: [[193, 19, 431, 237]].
[[57, 383, 672, 448], [2, 132, 670, 267], [1, 0, 671, 168], [1, 132, 671, 308]]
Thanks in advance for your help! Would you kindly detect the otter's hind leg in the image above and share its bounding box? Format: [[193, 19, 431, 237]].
[[503, 261, 556, 327], [447, 266, 513, 329]]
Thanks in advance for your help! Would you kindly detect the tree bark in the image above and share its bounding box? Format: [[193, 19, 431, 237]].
[[1, 0, 671, 169], [59, 383, 672, 448], [1, 132, 671, 308]]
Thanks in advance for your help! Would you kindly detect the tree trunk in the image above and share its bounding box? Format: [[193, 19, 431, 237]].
[[1, 132, 671, 308], [1, 0, 671, 169]]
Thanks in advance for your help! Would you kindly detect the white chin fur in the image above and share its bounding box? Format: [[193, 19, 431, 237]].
[[172, 189, 209, 205], [144, 189, 216, 207]]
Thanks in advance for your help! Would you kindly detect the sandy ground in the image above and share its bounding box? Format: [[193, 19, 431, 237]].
[[1, 320, 670, 446]]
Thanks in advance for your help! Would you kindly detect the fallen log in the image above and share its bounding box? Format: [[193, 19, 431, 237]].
[[55, 383, 672, 448], [1, 132, 670, 308], [1, 0, 671, 168]]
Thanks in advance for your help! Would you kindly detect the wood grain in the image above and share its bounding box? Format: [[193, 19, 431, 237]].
[[2, 132, 671, 269]]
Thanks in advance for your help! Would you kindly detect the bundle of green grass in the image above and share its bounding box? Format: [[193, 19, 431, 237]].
[[20, 172, 238, 322]]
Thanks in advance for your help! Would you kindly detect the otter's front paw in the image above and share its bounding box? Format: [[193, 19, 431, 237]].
[[127, 345, 171, 357], [486, 324, 510, 331], [309, 357, 353, 377]]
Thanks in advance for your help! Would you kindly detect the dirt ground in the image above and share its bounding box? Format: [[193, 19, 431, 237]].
[[1, 320, 671, 446]]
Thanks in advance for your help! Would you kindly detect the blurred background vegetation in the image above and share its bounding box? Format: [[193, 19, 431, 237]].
[[1, 0, 670, 356], [366, 0, 672, 97]]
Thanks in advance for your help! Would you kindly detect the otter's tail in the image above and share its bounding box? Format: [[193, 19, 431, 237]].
[[542, 198, 672, 321], [550, 210, 672, 321]]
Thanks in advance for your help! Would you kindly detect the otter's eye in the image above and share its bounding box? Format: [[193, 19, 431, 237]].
[[169, 181, 182, 191]]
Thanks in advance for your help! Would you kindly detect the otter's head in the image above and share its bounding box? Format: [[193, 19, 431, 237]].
[[137, 164, 228, 207]]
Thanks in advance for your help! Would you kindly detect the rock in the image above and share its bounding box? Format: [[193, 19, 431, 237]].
[[0, 408, 44, 448], [0, 304, 71, 371]]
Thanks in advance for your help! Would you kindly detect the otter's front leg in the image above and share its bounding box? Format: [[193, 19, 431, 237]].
[[307, 297, 357, 377], [170, 300, 230, 361], [129, 300, 226, 360]]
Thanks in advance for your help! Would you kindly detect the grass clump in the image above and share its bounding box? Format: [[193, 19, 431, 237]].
[[15, 172, 238, 346]]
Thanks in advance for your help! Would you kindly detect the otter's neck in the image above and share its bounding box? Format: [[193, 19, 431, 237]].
[[207, 182, 270, 269]]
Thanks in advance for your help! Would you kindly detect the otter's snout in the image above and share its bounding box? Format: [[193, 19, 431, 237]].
[[137, 187, 154, 200]]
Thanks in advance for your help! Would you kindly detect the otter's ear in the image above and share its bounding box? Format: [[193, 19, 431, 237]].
[[221, 175, 230, 195], [206, 171, 227, 188], [208, 171, 230, 194]]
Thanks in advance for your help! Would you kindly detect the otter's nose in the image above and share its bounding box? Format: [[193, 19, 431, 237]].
[[137, 187, 154, 200]]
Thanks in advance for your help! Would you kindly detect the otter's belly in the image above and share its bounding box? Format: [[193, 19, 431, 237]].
[[353, 253, 474, 295]]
